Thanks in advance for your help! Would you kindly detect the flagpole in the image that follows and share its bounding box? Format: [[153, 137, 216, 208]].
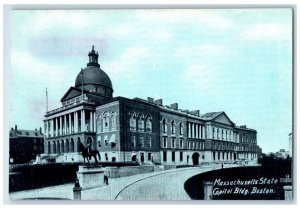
[[46, 88, 48, 112], [81, 68, 84, 101]]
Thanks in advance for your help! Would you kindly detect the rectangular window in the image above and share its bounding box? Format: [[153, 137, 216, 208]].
[[180, 152, 183, 161], [139, 136, 144, 147], [172, 138, 176, 148], [148, 153, 152, 161], [145, 136, 151, 148], [130, 135, 136, 147], [163, 151, 167, 161], [172, 151, 175, 162], [163, 137, 167, 148]]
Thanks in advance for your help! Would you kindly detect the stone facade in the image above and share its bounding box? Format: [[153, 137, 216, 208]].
[[42, 47, 259, 166]]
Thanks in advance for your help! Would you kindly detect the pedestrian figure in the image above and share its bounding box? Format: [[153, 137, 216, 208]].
[[104, 175, 108, 185], [221, 163, 224, 169]]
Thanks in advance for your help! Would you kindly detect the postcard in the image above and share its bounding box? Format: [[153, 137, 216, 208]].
[[6, 7, 293, 201]]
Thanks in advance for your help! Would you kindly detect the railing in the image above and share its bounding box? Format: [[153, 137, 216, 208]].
[[46, 98, 92, 115]]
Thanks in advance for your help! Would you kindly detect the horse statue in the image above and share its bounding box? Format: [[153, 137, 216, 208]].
[[78, 142, 101, 164]]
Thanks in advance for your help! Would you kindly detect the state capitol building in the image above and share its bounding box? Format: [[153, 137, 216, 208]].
[[41, 46, 259, 166]]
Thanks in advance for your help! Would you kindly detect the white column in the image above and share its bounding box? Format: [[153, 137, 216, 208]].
[[191, 123, 195, 139], [55, 118, 58, 136], [47, 120, 49, 137], [64, 115, 67, 135], [72, 112, 75, 133], [93, 112, 96, 132], [199, 125, 202, 139], [90, 111, 93, 132], [188, 122, 191, 138], [44, 121, 47, 137], [75, 111, 78, 133], [59, 116, 62, 136], [195, 124, 199, 139], [50, 119, 53, 137], [82, 109, 85, 132], [81, 110, 83, 132], [69, 113, 72, 134]]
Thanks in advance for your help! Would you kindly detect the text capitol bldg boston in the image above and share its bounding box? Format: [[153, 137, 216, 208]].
[[42, 47, 259, 166]]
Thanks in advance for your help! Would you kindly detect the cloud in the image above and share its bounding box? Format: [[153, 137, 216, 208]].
[[135, 9, 234, 29], [104, 46, 151, 87], [175, 44, 231, 59], [149, 28, 172, 41], [241, 23, 291, 41], [180, 64, 216, 90]]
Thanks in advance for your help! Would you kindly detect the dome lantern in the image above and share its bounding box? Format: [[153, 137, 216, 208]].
[[75, 46, 113, 99], [87, 45, 100, 67]]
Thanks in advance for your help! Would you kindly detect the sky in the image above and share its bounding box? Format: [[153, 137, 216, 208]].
[[9, 9, 293, 153]]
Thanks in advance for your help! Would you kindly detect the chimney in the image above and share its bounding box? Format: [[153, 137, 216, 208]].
[[190, 110, 200, 117], [154, 99, 163, 106], [147, 97, 154, 103], [15, 125, 17, 133], [182, 110, 189, 113], [170, 103, 178, 110]]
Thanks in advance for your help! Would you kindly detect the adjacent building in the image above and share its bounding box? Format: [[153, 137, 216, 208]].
[[9, 125, 44, 164], [289, 133, 292, 157], [41, 46, 259, 165]]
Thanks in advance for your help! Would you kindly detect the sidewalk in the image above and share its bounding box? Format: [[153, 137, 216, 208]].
[[9, 164, 225, 201]]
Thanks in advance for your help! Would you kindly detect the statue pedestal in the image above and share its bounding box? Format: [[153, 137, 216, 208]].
[[76, 165, 105, 190]]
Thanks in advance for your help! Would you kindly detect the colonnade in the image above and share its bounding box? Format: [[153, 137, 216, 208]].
[[187, 122, 205, 139], [45, 109, 96, 138]]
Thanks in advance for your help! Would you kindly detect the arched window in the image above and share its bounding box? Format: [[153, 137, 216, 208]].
[[57, 140, 60, 153], [61, 140, 65, 153], [70, 138, 74, 152], [129, 112, 136, 131], [103, 112, 109, 132], [137, 114, 144, 132], [47, 141, 51, 154], [162, 119, 167, 133], [53, 141, 56, 153], [66, 139, 70, 153], [145, 115, 152, 132], [180, 139, 183, 148], [111, 111, 117, 131], [179, 122, 183, 135], [171, 121, 175, 135]]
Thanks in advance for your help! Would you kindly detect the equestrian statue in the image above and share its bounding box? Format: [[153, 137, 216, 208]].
[[78, 141, 101, 164]]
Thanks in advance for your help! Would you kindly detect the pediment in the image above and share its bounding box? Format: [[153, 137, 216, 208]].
[[60, 87, 82, 102], [212, 113, 234, 126]]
